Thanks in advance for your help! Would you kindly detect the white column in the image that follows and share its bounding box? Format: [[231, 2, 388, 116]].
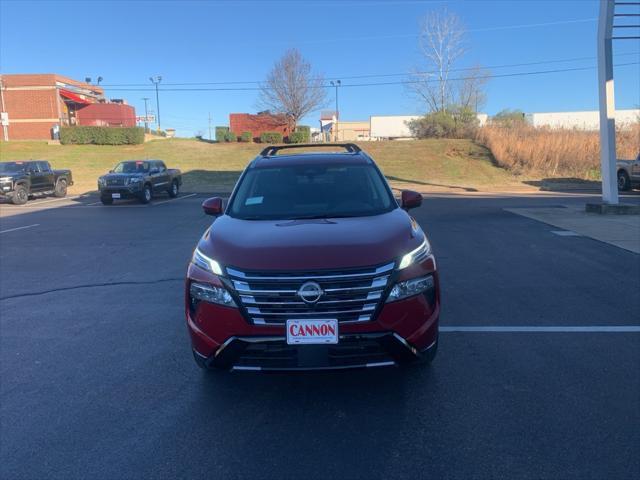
[[597, 0, 618, 204]]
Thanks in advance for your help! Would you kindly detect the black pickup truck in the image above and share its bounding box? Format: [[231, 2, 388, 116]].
[[0, 160, 73, 205], [97, 159, 182, 205]]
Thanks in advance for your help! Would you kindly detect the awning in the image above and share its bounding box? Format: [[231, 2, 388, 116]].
[[59, 89, 91, 104]]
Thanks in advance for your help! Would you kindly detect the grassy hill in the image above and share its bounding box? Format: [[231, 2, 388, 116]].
[[0, 138, 522, 195]]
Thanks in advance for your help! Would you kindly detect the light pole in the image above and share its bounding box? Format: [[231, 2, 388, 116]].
[[330, 80, 341, 141], [142, 97, 150, 133], [149, 75, 162, 131]]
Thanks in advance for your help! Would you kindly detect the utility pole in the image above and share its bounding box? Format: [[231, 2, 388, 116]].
[[330, 80, 341, 142], [208, 112, 212, 141], [142, 97, 150, 133], [149, 75, 162, 132]]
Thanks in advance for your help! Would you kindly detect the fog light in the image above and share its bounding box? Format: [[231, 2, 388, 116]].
[[386, 275, 434, 303], [190, 282, 236, 307]]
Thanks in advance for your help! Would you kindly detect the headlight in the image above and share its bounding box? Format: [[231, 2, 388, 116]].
[[398, 237, 431, 269], [386, 275, 435, 303], [98, 177, 106, 185], [0, 177, 12, 183], [191, 248, 223, 275], [127, 177, 142, 186], [190, 282, 236, 307]]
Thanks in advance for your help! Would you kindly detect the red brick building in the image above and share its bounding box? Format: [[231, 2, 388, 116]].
[[0, 74, 135, 140], [229, 112, 291, 141]]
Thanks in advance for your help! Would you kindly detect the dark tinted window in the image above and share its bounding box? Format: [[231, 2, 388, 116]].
[[228, 163, 395, 220], [37, 161, 51, 172], [114, 161, 150, 173]]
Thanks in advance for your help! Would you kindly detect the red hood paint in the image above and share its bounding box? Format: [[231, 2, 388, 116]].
[[197, 208, 423, 271]]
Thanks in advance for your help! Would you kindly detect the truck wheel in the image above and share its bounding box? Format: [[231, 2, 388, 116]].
[[140, 184, 152, 204], [100, 196, 113, 205], [11, 185, 29, 205], [168, 179, 179, 198], [54, 179, 68, 197], [617, 171, 631, 191]]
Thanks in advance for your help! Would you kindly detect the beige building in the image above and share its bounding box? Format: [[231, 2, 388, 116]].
[[332, 121, 370, 141]]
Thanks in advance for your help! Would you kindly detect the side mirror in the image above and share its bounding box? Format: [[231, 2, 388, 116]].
[[401, 190, 422, 210], [202, 197, 223, 216]]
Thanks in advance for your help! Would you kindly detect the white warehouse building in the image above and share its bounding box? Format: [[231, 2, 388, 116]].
[[525, 109, 639, 130]]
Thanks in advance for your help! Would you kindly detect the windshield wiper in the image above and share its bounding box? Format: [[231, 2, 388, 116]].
[[286, 213, 360, 220]]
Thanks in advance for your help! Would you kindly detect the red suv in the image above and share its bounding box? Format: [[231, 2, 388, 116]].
[[185, 144, 439, 372]]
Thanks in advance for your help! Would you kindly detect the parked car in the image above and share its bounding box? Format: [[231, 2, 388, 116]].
[[185, 143, 439, 372], [97, 159, 182, 205], [0, 160, 72, 205], [617, 153, 640, 191]]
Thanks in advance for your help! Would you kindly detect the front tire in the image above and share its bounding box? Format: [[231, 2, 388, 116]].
[[139, 184, 152, 204], [618, 170, 631, 191], [168, 180, 179, 198], [54, 178, 68, 197], [11, 185, 28, 205]]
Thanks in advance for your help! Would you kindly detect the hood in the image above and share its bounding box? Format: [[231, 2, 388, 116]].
[[198, 208, 423, 271], [100, 172, 144, 180], [0, 172, 25, 180]]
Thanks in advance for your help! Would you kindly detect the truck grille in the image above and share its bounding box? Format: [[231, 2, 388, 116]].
[[226, 262, 395, 325], [107, 178, 126, 186]]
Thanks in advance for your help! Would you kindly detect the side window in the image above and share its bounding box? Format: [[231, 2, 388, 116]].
[[27, 163, 40, 173], [158, 161, 167, 172], [38, 161, 51, 172]]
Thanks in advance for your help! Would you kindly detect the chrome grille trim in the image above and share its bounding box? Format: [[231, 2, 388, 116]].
[[227, 262, 394, 325]]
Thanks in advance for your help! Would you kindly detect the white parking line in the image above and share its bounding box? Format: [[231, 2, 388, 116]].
[[440, 326, 640, 332], [0, 224, 40, 234], [153, 193, 197, 205]]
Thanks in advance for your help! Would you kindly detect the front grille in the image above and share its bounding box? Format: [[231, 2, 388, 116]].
[[107, 178, 126, 186], [226, 262, 395, 325]]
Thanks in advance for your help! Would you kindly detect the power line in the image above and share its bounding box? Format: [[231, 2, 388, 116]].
[[99, 52, 639, 87], [100, 62, 640, 92]]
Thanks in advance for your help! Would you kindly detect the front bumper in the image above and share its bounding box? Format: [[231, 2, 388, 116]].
[[99, 185, 143, 199], [196, 332, 437, 372]]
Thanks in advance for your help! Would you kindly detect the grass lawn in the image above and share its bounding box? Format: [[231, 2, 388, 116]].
[[0, 138, 523, 195]]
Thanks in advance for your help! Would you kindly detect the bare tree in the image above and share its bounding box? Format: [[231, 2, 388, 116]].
[[455, 65, 490, 112], [258, 49, 327, 129], [408, 9, 467, 113]]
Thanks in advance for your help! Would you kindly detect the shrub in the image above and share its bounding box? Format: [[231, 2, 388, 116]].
[[240, 131, 252, 143], [260, 131, 283, 143], [60, 126, 144, 145], [215, 126, 229, 142], [224, 131, 238, 142], [408, 106, 479, 139], [288, 131, 306, 143], [295, 125, 311, 142], [491, 109, 526, 128]]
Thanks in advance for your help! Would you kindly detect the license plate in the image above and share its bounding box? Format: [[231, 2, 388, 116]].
[[111, 193, 121, 199], [286, 319, 338, 345]]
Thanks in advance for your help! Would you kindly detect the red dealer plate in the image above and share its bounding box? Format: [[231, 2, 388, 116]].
[[286, 319, 338, 345]]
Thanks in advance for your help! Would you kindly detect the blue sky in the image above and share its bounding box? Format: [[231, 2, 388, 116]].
[[1, 0, 638, 137]]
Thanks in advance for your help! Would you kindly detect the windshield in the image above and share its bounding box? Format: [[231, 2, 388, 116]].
[[113, 161, 150, 174], [0, 162, 27, 174], [228, 163, 396, 220]]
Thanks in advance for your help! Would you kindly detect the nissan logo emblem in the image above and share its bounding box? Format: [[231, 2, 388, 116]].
[[297, 281, 324, 304]]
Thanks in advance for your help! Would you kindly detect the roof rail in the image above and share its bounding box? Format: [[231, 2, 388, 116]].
[[259, 143, 361, 157]]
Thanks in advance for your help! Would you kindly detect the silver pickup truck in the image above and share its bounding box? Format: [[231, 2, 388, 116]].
[[617, 153, 640, 191]]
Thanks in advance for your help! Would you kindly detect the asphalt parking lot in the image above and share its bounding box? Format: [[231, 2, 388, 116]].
[[1, 191, 639, 479]]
